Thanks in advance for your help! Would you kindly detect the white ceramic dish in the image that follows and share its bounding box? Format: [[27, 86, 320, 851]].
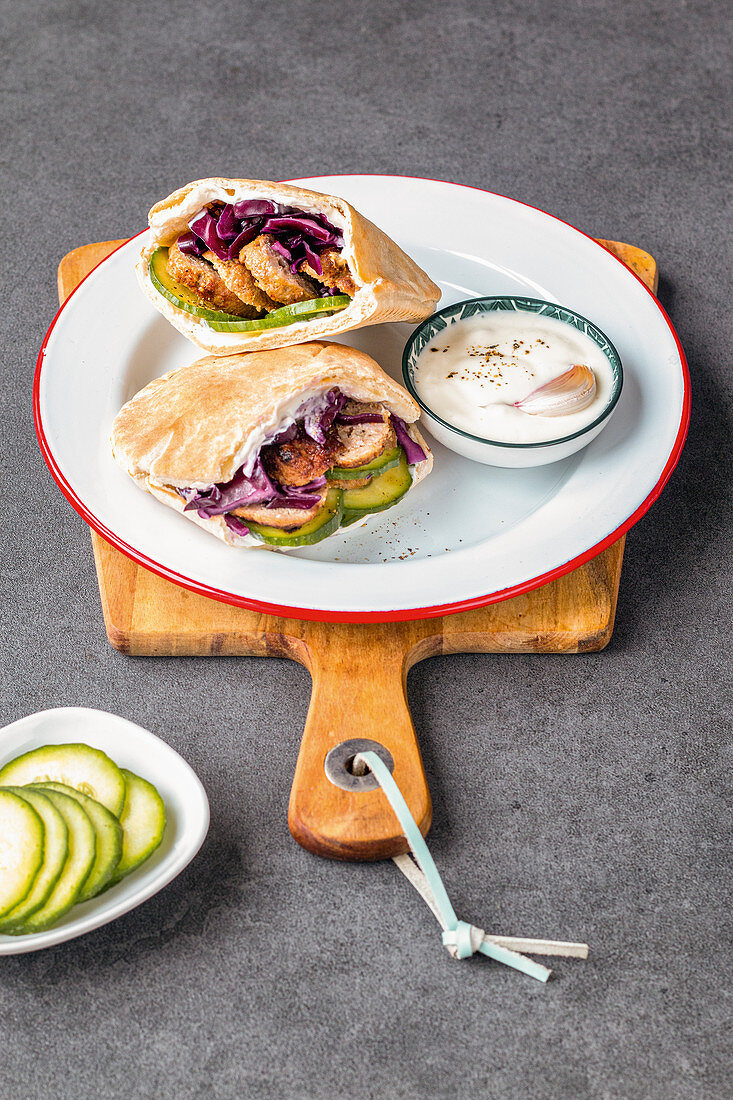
[[35, 175, 689, 621], [402, 296, 623, 468], [0, 708, 209, 955]]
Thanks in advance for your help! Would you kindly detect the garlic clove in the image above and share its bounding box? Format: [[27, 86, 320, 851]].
[[514, 364, 597, 417]]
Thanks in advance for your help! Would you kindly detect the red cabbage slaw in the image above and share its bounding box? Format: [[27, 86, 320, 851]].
[[179, 389, 427, 537], [177, 199, 344, 281]]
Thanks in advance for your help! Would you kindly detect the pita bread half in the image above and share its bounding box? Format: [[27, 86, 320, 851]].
[[136, 177, 441, 355], [111, 342, 433, 550]]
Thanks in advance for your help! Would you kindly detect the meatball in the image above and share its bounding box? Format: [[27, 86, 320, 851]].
[[203, 251, 278, 314], [167, 240, 255, 317], [261, 435, 338, 487], [302, 248, 357, 297], [240, 234, 319, 305]]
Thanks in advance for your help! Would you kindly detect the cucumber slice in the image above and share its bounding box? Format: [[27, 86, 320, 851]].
[[107, 770, 166, 885], [13, 788, 96, 934], [0, 791, 45, 919], [0, 788, 68, 929], [150, 249, 244, 321], [327, 446, 403, 482], [340, 513, 364, 528], [203, 295, 350, 333], [247, 488, 344, 548], [0, 743, 126, 816], [34, 783, 122, 901], [341, 451, 413, 522]]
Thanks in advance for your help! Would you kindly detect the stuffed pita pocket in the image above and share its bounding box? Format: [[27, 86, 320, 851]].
[[136, 177, 441, 355], [111, 342, 433, 551]]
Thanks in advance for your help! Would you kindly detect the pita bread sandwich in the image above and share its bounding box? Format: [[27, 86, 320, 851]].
[[111, 342, 433, 550], [136, 177, 441, 355]]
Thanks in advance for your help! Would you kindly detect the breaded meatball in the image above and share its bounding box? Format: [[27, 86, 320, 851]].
[[302, 248, 357, 297], [261, 435, 339, 487], [240, 234, 319, 305], [203, 251, 278, 314], [167, 240, 256, 317]]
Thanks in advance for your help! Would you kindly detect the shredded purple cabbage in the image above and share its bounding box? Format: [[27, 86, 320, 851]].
[[183, 458, 276, 518], [263, 216, 333, 242], [272, 476, 328, 509], [270, 239, 291, 262], [188, 210, 228, 257], [299, 389, 346, 444], [178, 199, 344, 273], [391, 415, 427, 465], [224, 515, 250, 538], [302, 241, 322, 275], [178, 392, 427, 528], [233, 199, 277, 219], [215, 205, 239, 240], [177, 230, 204, 256]]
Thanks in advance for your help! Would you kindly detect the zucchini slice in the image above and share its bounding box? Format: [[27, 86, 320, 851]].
[[326, 446, 403, 482], [0, 743, 127, 817], [0, 791, 45, 919], [35, 783, 123, 901], [0, 788, 68, 929], [341, 451, 413, 522], [13, 788, 96, 934], [107, 770, 166, 885], [247, 489, 344, 548]]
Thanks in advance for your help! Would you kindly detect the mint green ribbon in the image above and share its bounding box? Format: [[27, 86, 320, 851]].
[[357, 750, 563, 983]]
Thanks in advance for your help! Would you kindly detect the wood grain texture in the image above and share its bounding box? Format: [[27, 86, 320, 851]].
[[58, 236, 656, 859]]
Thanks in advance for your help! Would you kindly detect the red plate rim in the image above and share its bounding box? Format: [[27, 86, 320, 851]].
[[33, 175, 691, 623]]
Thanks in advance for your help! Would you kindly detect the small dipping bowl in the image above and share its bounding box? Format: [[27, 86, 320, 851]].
[[402, 296, 623, 468]]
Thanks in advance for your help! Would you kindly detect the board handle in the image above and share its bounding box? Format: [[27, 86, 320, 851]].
[[288, 626, 431, 860]]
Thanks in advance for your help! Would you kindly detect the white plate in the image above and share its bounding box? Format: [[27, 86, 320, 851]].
[[35, 175, 689, 621], [0, 708, 209, 955]]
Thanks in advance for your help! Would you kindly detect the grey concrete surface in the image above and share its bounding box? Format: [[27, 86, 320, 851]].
[[2, 1, 731, 1097]]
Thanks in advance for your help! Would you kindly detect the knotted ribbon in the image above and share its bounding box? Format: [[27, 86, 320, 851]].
[[354, 751, 588, 983]]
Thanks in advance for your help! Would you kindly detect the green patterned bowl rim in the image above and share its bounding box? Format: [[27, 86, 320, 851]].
[[402, 296, 624, 449]]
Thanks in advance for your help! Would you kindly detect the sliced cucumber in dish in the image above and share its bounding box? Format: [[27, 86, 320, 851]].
[[106, 770, 166, 886], [0, 788, 68, 929], [341, 450, 413, 522], [0, 743, 127, 817], [247, 488, 344, 548], [0, 743, 169, 936], [0, 790, 45, 919], [35, 783, 122, 901], [13, 788, 96, 935]]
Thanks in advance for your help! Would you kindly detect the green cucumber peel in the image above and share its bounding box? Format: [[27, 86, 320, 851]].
[[202, 295, 350, 333], [327, 446, 403, 481]]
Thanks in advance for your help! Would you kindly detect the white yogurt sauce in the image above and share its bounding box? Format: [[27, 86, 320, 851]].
[[413, 311, 615, 443]]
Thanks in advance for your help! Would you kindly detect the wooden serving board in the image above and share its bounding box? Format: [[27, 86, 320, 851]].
[[58, 238, 657, 862]]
